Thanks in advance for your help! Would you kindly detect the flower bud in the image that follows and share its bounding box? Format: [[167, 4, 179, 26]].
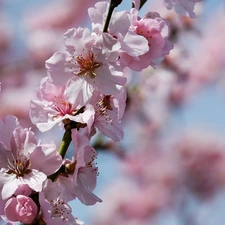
[[4, 195, 38, 224]]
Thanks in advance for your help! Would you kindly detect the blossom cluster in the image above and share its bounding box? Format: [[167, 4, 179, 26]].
[[0, 0, 203, 224]]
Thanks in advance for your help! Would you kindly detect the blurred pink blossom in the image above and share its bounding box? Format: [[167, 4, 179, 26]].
[[164, 0, 202, 18], [24, 0, 98, 30], [174, 130, 225, 198]]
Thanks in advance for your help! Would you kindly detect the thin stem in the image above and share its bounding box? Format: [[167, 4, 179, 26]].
[[48, 120, 87, 181], [58, 129, 72, 159], [48, 129, 72, 182], [103, 0, 123, 32]]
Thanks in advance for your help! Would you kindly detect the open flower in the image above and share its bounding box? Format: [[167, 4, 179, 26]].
[[88, 1, 149, 58], [39, 180, 83, 225], [0, 116, 62, 199], [120, 10, 174, 71], [57, 130, 102, 205], [46, 27, 126, 100], [30, 77, 95, 132], [89, 88, 126, 142]]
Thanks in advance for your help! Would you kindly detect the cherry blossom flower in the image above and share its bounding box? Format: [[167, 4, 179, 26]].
[[164, 0, 202, 18], [0, 116, 62, 199], [89, 88, 126, 142], [46, 27, 126, 99], [0, 115, 20, 151], [30, 77, 95, 132], [57, 130, 102, 205], [120, 10, 174, 71], [4, 195, 38, 224], [39, 180, 83, 225], [88, 1, 149, 58]]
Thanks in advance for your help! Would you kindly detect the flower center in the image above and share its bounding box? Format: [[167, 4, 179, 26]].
[[53, 96, 73, 116], [6, 153, 31, 178], [136, 26, 153, 46], [51, 198, 72, 221], [76, 51, 101, 78]]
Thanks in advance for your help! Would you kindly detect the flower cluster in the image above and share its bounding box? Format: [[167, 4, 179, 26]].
[[0, 0, 203, 224]]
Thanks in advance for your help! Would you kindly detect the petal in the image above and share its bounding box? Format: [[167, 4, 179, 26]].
[[30, 143, 62, 176], [78, 166, 97, 191], [21, 170, 47, 192], [0, 174, 19, 199], [121, 32, 149, 57], [67, 78, 94, 104], [45, 51, 73, 86], [95, 119, 124, 142], [37, 77, 66, 101], [75, 175, 102, 206], [95, 64, 126, 95], [57, 176, 77, 202], [12, 127, 37, 156], [109, 11, 131, 35], [0, 116, 20, 150], [30, 100, 61, 132], [88, 1, 108, 26], [64, 27, 94, 54], [4, 197, 18, 222]]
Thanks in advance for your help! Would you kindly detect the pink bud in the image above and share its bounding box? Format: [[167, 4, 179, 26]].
[[4, 195, 38, 224]]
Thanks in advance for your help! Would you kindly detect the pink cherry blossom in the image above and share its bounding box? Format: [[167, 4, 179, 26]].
[[39, 180, 83, 225], [120, 10, 174, 71], [57, 130, 102, 205], [4, 195, 37, 224], [46, 27, 126, 98], [88, 2, 149, 58], [164, 0, 202, 18], [30, 77, 95, 132], [174, 130, 225, 198], [0, 115, 20, 151], [89, 88, 126, 142], [0, 116, 62, 199]]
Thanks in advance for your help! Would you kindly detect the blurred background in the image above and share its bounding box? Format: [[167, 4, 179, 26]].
[[1, 0, 225, 224]]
